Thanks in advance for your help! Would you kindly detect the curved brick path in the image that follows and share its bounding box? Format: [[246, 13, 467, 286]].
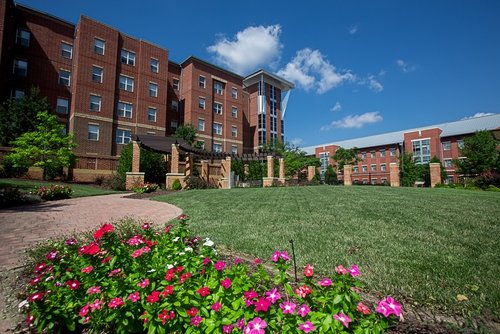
[[0, 193, 182, 270]]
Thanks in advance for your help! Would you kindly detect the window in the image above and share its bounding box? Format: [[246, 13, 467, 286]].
[[171, 100, 179, 112], [16, 28, 30, 47], [362, 179, 368, 184], [89, 95, 101, 111], [120, 49, 135, 66], [14, 59, 28, 77], [442, 141, 451, 151], [117, 101, 133, 118], [361, 152, 366, 160], [119, 75, 134, 92], [170, 121, 178, 132], [147, 107, 157, 122], [198, 97, 205, 109], [380, 163, 387, 172], [213, 102, 222, 115], [353, 166, 359, 173], [172, 78, 179, 90], [258, 114, 266, 129], [56, 98, 69, 114], [231, 145, 238, 154], [231, 87, 237, 99], [61, 42, 73, 59], [149, 82, 158, 97], [213, 122, 222, 135], [457, 139, 465, 150], [59, 69, 71, 86], [371, 164, 377, 172], [94, 38, 105, 55], [150, 58, 159, 73], [116, 129, 131, 145], [88, 124, 99, 141], [390, 147, 396, 156], [381, 178, 388, 184], [197, 141, 205, 150], [444, 159, 452, 168], [231, 106, 237, 118], [11, 89, 25, 99], [370, 151, 376, 158], [380, 149, 385, 157], [362, 165, 368, 172], [213, 143, 222, 153], [412, 138, 431, 164], [319, 152, 329, 175], [214, 81, 223, 95], [198, 118, 205, 131], [231, 126, 237, 138], [258, 131, 266, 146], [199, 76, 206, 88], [92, 66, 103, 83], [371, 178, 377, 185]]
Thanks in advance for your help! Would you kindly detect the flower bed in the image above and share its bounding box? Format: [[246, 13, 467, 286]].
[[33, 184, 72, 200], [133, 182, 159, 194], [22, 217, 401, 333]]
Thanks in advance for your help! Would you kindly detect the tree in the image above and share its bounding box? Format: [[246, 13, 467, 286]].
[[323, 165, 338, 185], [399, 152, 420, 187], [116, 142, 166, 186], [454, 130, 499, 176], [173, 124, 197, 145], [419, 156, 447, 186], [263, 141, 319, 178], [0, 87, 51, 146], [332, 147, 361, 172], [6, 111, 76, 180]]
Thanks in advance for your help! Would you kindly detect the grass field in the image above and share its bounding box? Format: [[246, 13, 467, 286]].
[[0, 178, 123, 198], [154, 186, 500, 318]]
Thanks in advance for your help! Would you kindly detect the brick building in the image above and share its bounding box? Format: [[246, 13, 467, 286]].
[[303, 114, 500, 184], [0, 1, 294, 165]]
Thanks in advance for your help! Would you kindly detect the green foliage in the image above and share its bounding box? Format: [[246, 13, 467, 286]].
[[454, 130, 499, 176], [34, 184, 72, 200], [184, 176, 215, 190], [6, 111, 76, 180], [132, 182, 159, 194], [0, 158, 28, 178], [172, 178, 182, 190], [116, 143, 166, 187], [247, 160, 265, 180], [323, 165, 338, 185], [418, 156, 447, 186], [0, 87, 51, 146], [0, 186, 41, 208], [173, 123, 197, 145], [263, 141, 319, 178], [399, 152, 421, 187], [231, 159, 245, 181], [332, 147, 361, 172]]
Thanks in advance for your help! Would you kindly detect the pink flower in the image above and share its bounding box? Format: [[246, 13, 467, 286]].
[[221, 277, 232, 289], [81, 266, 93, 274], [280, 251, 290, 261], [297, 304, 311, 317], [29, 276, 42, 285], [265, 288, 281, 304], [34, 263, 46, 273], [279, 301, 296, 314], [128, 292, 140, 303], [138, 279, 150, 288], [108, 268, 122, 277], [93, 223, 113, 241], [357, 302, 371, 315], [304, 264, 314, 277], [318, 278, 332, 287], [65, 238, 77, 246], [79, 305, 90, 317], [158, 309, 175, 325], [86, 286, 101, 294], [333, 312, 352, 328], [295, 285, 312, 298], [234, 258, 241, 264], [65, 279, 80, 290], [223, 324, 233, 333], [271, 250, 281, 262], [376, 296, 402, 318], [78, 242, 100, 256], [254, 298, 271, 312], [335, 265, 349, 275], [108, 297, 124, 309], [244, 290, 258, 300], [90, 299, 101, 311], [236, 318, 246, 329], [245, 317, 267, 334], [142, 222, 151, 230], [46, 250, 57, 260], [349, 264, 360, 277], [186, 307, 198, 317], [26, 313, 34, 324], [211, 301, 222, 312], [214, 260, 226, 271], [28, 292, 44, 302], [298, 321, 315, 333], [197, 287, 210, 297], [203, 257, 211, 265], [146, 291, 160, 303], [127, 235, 144, 246], [254, 258, 262, 265], [191, 315, 203, 327]]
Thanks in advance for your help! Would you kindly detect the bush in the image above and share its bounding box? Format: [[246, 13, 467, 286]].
[[33, 184, 72, 200], [21, 217, 401, 333], [184, 176, 215, 190], [117, 143, 166, 185], [0, 159, 28, 178], [172, 179, 182, 190], [323, 165, 338, 185], [132, 182, 159, 194]]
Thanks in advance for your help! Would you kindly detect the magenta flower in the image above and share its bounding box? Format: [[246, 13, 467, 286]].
[[280, 251, 290, 261], [318, 278, 332, 287], [298, 321, 315, 333], [65, 238, 77, 246], [244, 290, 258, 300], [127, 235, 144, 246], [46, 250, 58, 260], [90, 299, 101, 311], [333, 312, 352, 328], [271, 250, 281, 262], [81, 266, 93, 274], [245, 317, 267, 334], [223, 324, 233, 333], [335, 265, 349, 275], [234, 258, 241, 264], [128, 292, 140, 303], [34, 262, 46, 273], [190, 315, 203, 327], [265, 288, 281, 304], [297, 304, 311, 318], [279, 301, 296, 314], [349, 264, 360, 277], [65, 279, 80, 290], [142, 222, 151, 230], [376, 296, 402, 317], [137, 278, 150, 288], [86, 286, 101, 295], [28, 292, 44, 302], [236, 318, 246, 329], [214, 260, 226, 271], [254, 297, 271, 312], [221, 277, 232, 289], [108, 297, 124, 309], [197, 286, 211, 297], [203, 257, 211, 265], [254, 258, 262, 264], [211, 301, 222, 312], [79, 305, 90, 317]]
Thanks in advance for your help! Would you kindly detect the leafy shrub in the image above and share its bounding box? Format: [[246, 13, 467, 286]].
[[485, 185, 500, 192], [0, 186, 41, 208], [21, 217, 401, 333], [323, 165, 338, 185], [117, 143, 166, 185], [172, 179, 182, 190], [0, 159, 28, 178], [473, 170, 500, 189], [184, 176, 216, 190], [33, 184, 72, 200], [133, 182, 159, 194]]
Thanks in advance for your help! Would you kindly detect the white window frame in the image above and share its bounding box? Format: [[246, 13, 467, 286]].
[[199, 75, 206, 88], [170, 120, 178, 131], [172, 78, 180, 90], [89, 94, 101, 111], [117, 101, 133, 118], [92, 66, 103, 83], [457, 139, 465, 150], [361, 152, 366, 160], [56, 98, 69, 114], [147, 107, 157, 122], [380, 149, 385, 157], [362, 165, 368, 172], [149, 82, 158, 97], [231, 106, 237, 118], [87, 124, 99, 141], [370, 151, 376, 158], [442, 141, 451, 151], [119, 75, 134, 92], [116, 129, 132, 145], [213, 142, 222, 153], [197, 140, 205, 150], [231, 145, 238, 154], [371, 164, 377, 172], [380, 163, 387, 172], [390, 148, 396, 156], [61, 42, 73, 59], [198, 118, 205, 131], [59, 69, 71, 86], [94, 38, 105, 55], [16, 28, 30, 47], [213, 102, 223, 115], [150, 58, 159, 73], [198, 97, 206, 109], [371, 178, 377, 185], [120, 49, 136, 66], [412, 138, 431, 164], [231, 126, 237, 138], [214, 81, 223, 95], [213, 122, 222, 135], [231, 87, 237, 99], [444, 159, 453, 168], [353, 166, 359, 173]]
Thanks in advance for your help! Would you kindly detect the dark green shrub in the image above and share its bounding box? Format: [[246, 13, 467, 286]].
[[323, 165, 338, 185], [0, 159, 28, 178], [116, 143, 166, 185], [172, 178, 182, 190], [184, 176, 216, 190]]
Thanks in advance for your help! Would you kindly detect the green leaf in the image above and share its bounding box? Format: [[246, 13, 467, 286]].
[[333, 294, 343, 304]]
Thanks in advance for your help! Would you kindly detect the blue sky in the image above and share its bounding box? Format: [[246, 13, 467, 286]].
[[19, 0, 500, 148]]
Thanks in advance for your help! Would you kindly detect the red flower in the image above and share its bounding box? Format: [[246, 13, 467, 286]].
[[214, 261, 226, 271], [28, 292, 44, 302], [304, 264, 314, 277], [186, 307, 198, 317], [34, 263, 46, 273], [220, 277, 232, 289], [142, 222, 151, 230], [146, 291, 160, 303], [357, 302, 371, 315], [165, 269, 175, 281], [203, 257, 211, 266], [81, 266, 93, 274], [254, 297, 271, 312], [162, 285, 174, 297], [175, 266, 184, 272], [158, 309, 175, 325], [164, 224, 173, 233], [93, 223, 113, 241], [179, 272, 192, 283], [101, 256, 112, 263], [108, 297, 124, 309], [79, 305, 90, 317], [197, 287, 210, 297], [295, 285, 312, 298], [65, 279, 80, 290], [78, 242, 100, 256]]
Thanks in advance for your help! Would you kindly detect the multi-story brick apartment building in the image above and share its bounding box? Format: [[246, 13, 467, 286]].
[[303, 114, 500, 184], [0, 1, 293, 164]]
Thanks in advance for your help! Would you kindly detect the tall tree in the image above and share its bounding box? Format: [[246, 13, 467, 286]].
[[173, 123, 197, 145], [454, 130, 499, 176], [0, 87, 50, 146], [332, 147, 361, 172], [399, 152, 420, 187], [263, 141, 319, 178], [6, 111, 76, 180]]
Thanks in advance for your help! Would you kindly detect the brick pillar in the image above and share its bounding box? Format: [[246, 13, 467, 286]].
[[132, 140, 141, 173], [343, 165, 352, 186], [279, 158, 285, 179], [201, 160, 209, 183], [171, 144, 179, 174], [185, 153, 193, 177], [220, 156, 232, 189], [267, 156, 274, 178], [307, 166, 315, 181], [390, 163, 400, 187], [430, 163, 441, 188]]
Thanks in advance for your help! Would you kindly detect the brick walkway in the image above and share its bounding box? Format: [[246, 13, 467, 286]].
[[0, 193, 183, 270]]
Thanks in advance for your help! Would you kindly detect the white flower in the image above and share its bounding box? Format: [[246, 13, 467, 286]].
[[173, 237, 180, 242], [203, 238, 214, 247], [147, 269, 156, 273], [18, 300, 28, 311], [185, 247, 193, 252], [178, 252, 185, 256]]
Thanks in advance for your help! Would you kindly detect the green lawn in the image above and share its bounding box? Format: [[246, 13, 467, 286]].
[[0, 178, 123, 198], [154, 186, 500, 318]]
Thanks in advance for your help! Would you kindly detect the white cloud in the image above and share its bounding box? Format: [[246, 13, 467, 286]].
[[357, 75, 383, 92], [349, 23, 359, 35], [207, 25, 282, 75], [277, 48, 355, 94], [289, 138, 303, 146], [321, 111, 383, 131], [461, 112, 496, 120], [396, 59, 416, 73], [331, 102, 342, 112]]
